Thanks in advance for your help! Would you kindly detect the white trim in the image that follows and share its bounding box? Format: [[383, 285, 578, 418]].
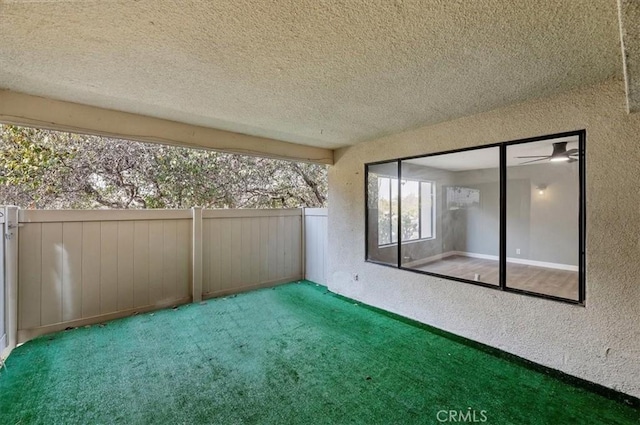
[[452, 251, 578, 272], [402, 251, 456, 268], [396, 250, 578, 272], [505, 257, 578, 272], [452, 251, 496, 261]]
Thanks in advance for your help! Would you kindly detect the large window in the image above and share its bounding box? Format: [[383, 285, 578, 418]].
[[365, 131, 586, 304]]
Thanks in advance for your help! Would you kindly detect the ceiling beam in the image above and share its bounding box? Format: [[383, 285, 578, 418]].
[[618, 0, 640, 113], [0, 90, 333, 165]]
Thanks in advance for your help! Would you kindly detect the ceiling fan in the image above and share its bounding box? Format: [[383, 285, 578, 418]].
[[516, 142, 579, 164]]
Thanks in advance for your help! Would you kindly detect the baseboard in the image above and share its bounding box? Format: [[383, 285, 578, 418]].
[[402, 251, 456, 268], [505, 256, 578, 272], [452, 251, 578, 272], [451, 251, 496, 261], [404, 251, 578, 272]]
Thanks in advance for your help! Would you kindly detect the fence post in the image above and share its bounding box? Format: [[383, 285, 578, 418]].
[[3, 206, 19, 357], [191, 207, 203, 303], [301, 208, 306, 281]]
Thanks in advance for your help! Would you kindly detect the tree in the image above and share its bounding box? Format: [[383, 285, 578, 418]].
[[0, 125, 328, 209]]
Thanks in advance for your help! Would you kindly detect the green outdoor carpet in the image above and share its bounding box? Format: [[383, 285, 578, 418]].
[[0, 282, 638, 425]]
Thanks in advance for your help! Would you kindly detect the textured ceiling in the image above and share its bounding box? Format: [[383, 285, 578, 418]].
[[0, 0, 622, 149]]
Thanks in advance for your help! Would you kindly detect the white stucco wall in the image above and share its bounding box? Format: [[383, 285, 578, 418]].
[[327, 80, 640, 398]]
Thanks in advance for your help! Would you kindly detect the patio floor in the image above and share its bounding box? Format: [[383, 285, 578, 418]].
[[0, 281, 637, 424]]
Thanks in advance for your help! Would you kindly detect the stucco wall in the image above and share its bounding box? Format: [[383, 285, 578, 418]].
[[327, 80, 640, 398]]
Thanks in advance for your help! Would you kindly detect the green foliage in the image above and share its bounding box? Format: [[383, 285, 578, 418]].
[[0, 125, 327, 209], [0, 126, 70, 187]]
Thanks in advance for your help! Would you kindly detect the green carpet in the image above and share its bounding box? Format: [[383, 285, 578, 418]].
[[0, 282, 637, 424]]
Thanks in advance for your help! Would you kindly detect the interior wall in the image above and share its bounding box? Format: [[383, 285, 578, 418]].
[[400, 164, 455, 264], [450, 162, 579, 266], [510, 163, 579, 265], [327, 80, 640, 398]]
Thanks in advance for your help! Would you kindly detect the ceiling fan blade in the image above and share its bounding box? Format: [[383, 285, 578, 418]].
[[568, 158, 578, 163], [566, 149, 579, 155], [515, 155, 550, 159], [519, 158, 549, 164]]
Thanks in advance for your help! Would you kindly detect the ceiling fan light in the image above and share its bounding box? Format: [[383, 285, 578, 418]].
[[550, 156, 570, 162]]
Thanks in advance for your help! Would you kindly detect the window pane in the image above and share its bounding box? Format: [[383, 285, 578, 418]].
[[506, 137, 581, 301], [391, 178, 399, 244], [400, 148, 500, 286], [420, 182, 434, 239], [401, 180, 420, 241], [366, 162, 398, 265], [377, 177, 391, 245]]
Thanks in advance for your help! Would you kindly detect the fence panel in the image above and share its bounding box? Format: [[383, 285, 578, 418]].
[[304, 208, 328, 285], [17, 210, 192, 342], [12, 208, 307, 343], [201, 209, 303, 297]]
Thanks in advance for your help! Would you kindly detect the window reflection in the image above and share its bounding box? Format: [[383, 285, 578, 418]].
[[400, 148, 500, 286], [364, 132, 584, 303], [506, 138, 580, 301]]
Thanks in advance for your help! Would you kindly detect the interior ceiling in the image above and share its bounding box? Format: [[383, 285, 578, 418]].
[[406, 136, 579, 171], [0, 1, 621, 150]]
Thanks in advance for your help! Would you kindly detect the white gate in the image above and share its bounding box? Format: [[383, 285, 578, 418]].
[[0, 208, 5, 355], [304, 208, 328, 285], [1, 206, 18, 358]]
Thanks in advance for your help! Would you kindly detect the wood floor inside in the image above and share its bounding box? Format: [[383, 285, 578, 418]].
[[415, 255, 578, 300]]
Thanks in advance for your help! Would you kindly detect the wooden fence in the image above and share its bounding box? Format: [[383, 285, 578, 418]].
[[201, 209, 302, 298], [12, 208, 307, 343]]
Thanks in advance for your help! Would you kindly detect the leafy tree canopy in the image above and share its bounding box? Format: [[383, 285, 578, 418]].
[[0, 125, 327, 209]]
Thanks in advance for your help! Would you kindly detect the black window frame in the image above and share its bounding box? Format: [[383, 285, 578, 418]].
[[364, 130, 586, 305]]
